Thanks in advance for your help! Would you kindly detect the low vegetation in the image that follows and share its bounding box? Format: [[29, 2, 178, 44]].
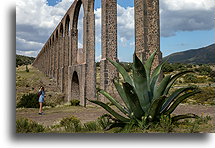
[[16, 54, 35, 67], [16, 118, 45, 133], [184, 87, 215, 105], [16, 114, 214, 133], [16, 93, 39, 108], [70, 99, 80, 106]]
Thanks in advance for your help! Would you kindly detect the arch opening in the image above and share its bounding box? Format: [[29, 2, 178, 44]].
[[56, 29, 58, 39], [72, 0, 85, 65], [77, 4, 84, 64], [60, 23, 64, 37], [117, 1, 135, 62], [71, 71, 80, 101], [65, 15, 71, 36], [52, 35, 54, 43]]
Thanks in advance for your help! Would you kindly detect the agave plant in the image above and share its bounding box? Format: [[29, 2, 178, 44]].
[[88, 50, 200, 126]]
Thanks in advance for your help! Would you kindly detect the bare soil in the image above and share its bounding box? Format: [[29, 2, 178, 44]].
[[16, 104, 215, 127]]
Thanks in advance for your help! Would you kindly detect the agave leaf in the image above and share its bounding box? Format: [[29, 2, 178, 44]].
[[123, 82, 145, 119], [172, 113, 199, 122], [164, 90, 201, 115], [113, 78, 131, 111], [160, 86, 197, 113], [149, 72, 160, 99], [153, 75, 171, 101], [149, 60, 167, 98], [132, 54, 150, 112], [150, 59, 168, 84], [87, 99, 130, 122], [98, 89, 129, 116], [144, 50, 157, 84], [163, 71, 193, 95], [107, 58, 133, 86], [148, 96, 166, 121]]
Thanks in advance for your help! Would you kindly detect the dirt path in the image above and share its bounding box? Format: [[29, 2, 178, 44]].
[[16, 104, 215, 127]]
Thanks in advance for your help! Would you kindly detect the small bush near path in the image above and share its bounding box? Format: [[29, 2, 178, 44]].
[[16, 118, 45, 133], [70, 99, 80, 106], [60, 116, 82, 132], [16, 93, 39, 108]]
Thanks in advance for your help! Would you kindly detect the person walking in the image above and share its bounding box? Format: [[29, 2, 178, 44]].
[[38, 86, 45, 115]]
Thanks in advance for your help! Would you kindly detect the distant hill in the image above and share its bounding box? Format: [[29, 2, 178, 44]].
[[164, 44, 215, 64], [16, 54, 35, 67]]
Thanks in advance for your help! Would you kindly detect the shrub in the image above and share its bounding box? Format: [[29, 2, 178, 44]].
[[184, 87, 215, 105], [16, 54, 35, 67], [159, 115, 173, 132], [60, 116, 82, 132], [120, 62, 133, 72], [97, 114, 115, 130], [194, 65, 212, 75], [183, 74, 198, 83], [83, 121, 100, 131], [96, 62, 100, 67], [70, 99, 80, 106], [25, 65, 29, 72], [209, 70, 215, 82], [171, 63, 187, 71], [186, 64, 193, 68], [16, 93, 39, 108], [16, 118, 45, 133], [163, 63, 174, 73]]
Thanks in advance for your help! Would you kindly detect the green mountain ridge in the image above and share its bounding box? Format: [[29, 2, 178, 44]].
[[164, 44, 215, 64]]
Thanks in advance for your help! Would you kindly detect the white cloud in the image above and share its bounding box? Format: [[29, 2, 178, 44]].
[[16, 37, 43, 51], [16, 0, 75, 57], [117, 5, 135, 41], [162, 0, 214, 11], [129, 42, 135, 46], [16, 50, 39, 57], [95, 8, 102, 44], [78, 42, 83, 49], [160, 0, 214, 37], [95, 55, 101, 62], [16, 0, 74, 28], [16, 0, 214, 58]]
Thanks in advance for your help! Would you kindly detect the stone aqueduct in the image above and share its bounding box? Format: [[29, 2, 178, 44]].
[[32, 0, 162, 106]]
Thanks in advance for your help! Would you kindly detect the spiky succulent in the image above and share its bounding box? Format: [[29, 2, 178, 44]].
[[88, 50, 200, 126]]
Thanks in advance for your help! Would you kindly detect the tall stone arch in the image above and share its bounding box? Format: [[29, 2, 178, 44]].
[[62, 15, 71, 95], [67, 0, 96, 106]]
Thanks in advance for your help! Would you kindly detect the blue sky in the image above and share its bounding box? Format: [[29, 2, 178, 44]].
[[16, 0, 214, 61], [47, 0, 135, 8]]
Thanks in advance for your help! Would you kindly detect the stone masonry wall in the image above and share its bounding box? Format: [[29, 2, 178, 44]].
[[32, 0, 161, 106], [135, 0, 162, 67], [100, 0, 118, 102]]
